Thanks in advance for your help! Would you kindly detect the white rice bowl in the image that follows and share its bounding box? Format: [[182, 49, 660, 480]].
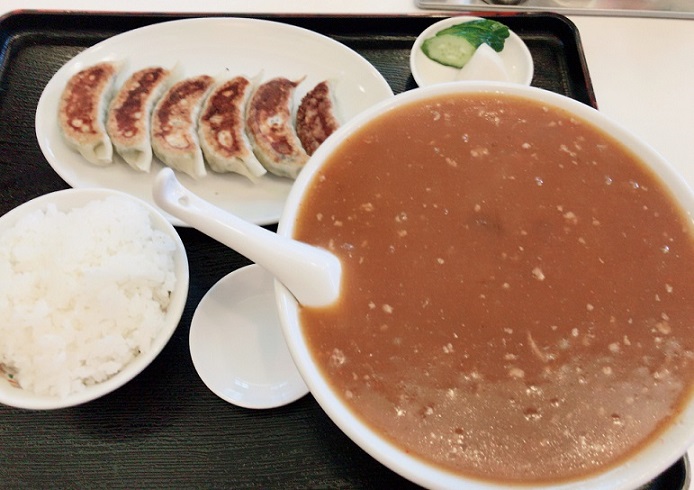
[[0, 188, 189, 410]]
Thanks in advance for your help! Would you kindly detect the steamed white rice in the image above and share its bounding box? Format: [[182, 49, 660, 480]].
[[0, 196, 177, 398]]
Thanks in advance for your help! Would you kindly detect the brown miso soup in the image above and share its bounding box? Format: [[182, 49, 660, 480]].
[[293, 92, 694, 484]]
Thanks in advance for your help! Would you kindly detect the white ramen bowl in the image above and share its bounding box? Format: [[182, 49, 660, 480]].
[[0, 188, 189, 410], [275, 82, 694, 489]]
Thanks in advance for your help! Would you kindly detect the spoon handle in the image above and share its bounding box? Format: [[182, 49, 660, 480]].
[[152, 168, 341, 307]]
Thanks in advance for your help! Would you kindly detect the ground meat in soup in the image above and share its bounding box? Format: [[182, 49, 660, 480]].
[[293, 93, 694, 484]]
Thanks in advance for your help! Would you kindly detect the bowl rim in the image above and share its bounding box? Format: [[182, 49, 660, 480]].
[[275, 81, 694, 489], [0, 187, 189, 410]]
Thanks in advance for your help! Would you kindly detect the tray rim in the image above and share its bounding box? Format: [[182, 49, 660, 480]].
[[0, 9, 598, 109], [0, 8, 687, 490]]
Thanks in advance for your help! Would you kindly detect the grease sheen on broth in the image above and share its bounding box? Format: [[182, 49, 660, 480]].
[[293, 93, 694, 484]]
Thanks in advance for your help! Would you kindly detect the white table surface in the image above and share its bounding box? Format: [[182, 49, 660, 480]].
[[2, 0, 694, 486]]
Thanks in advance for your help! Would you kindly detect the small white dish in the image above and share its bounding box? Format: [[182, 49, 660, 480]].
[[410, 16, 534, 87], [189, 264, 308, 409], [36, 17, 394, 227], [0, 188, 189, 410]]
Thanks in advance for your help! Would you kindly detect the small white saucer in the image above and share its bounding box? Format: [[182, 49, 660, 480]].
[[410, 16, 534, 87], [190, 264, 309, 409]]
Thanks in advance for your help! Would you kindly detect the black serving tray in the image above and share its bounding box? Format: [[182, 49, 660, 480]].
[[0, 11, 687, 489]]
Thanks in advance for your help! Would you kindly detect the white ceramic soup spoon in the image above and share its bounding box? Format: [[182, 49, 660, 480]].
[[152, 168, 341, 308]]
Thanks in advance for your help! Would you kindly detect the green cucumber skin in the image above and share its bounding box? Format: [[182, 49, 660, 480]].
[[436, 20, 510, 52], [421, 34, 476, 69]]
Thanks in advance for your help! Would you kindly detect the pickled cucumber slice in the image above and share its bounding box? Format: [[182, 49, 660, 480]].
[[421, 34, 476, 69]]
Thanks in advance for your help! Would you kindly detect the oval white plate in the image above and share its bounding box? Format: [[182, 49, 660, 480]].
[[410, 16, 534, 87], [36, 17, 394, 227], [190, 264, 308, 409]]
